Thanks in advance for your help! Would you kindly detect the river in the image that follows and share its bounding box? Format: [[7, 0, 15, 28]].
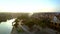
[[0, 19, 15, 34]]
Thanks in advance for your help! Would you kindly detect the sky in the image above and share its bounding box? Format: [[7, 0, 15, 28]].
[[0, 0, 60, 13]]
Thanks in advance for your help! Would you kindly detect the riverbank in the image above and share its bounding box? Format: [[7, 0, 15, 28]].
[[11, 25, 60, 34], [11, 18, 60, 34]]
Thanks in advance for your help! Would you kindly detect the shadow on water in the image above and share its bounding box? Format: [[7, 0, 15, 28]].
[[0, 19, 15, 34]]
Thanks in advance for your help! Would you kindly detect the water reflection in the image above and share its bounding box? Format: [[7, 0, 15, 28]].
[[0, 19, 15, 34]]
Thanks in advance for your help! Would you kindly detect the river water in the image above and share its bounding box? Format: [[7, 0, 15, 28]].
[[0, 19, 15, 34]]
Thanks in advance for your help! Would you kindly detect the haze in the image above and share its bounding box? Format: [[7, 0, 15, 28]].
[[0, 0, 60, 13]]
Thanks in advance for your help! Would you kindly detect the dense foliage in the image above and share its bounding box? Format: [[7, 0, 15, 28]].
[[14, 14, 51, 28]]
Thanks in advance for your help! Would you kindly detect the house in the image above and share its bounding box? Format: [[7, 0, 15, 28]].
[[49, 15, 60, 31]]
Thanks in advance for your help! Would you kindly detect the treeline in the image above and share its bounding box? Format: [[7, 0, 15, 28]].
[[0, 13, 29, 22], [0, 13, 12, 22]]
